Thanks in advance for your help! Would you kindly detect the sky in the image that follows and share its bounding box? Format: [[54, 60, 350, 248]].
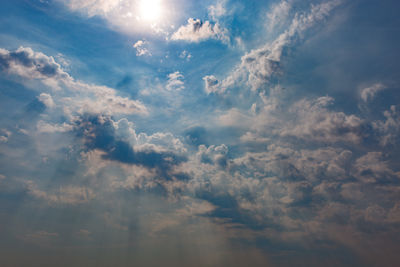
[[0, 0, 400, 266]]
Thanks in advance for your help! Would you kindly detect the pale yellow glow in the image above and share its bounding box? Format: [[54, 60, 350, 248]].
[[139, 0, 163, 22]]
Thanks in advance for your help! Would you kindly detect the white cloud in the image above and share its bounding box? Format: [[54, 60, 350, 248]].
[[0, 47, 71, 84], [204, 0, 342, 94], [133, 40, 151, 56], [280, 96, 365, 144], [37, 120, 74, 133], [208, 0, 227, 21], [360, 83, 386, 102], [166, 71, 185, 91], [373, 105, 400, 146], [171, 18, 230, 44], [0, 47, 147, 116], [267, 0, 292, 31], [352, 152, 400, 183], [38, 93, 55, 108], [203, 75, 219, 94], [179, 50, 192, 61]]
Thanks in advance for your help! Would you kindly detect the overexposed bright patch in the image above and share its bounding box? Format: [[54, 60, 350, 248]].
[[139, 0, 163, 22]]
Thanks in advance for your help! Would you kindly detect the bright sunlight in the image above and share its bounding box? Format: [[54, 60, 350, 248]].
[[139, 0, 163, 22]]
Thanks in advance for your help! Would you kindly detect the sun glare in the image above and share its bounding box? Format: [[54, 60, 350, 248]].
[[139, 0, 162, 22]]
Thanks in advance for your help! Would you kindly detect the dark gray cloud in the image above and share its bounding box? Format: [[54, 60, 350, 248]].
[[74, 115, 187, 176], [0, 47, 69, 80]]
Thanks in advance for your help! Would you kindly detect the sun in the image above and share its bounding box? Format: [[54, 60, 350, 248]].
[[139, 0, 163, 22]]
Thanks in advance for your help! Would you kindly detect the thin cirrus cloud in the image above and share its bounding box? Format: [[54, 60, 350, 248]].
[[203, 0, 342, 94]]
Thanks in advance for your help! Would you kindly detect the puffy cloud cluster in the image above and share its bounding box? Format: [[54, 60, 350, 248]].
[[373, 105, 400, 146], [166, 71, 185, 91], [280, 97, 366, 143], [133, 40, 151, 57], [171, 18, 230, 44], [0, 47, 70, 83], [1, 1, 400, 263]]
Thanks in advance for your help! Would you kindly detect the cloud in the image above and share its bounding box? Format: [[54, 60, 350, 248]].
[[204, 0, 342, 94], [58, 0, 171, 34], [133, 40, 151, 56], [166, 71, 185, 91], [208, 0, 227, 21], [280, 96, 366, 144], [373, 105, 400, 146], [171, 18, 230, 44], [60, 0, 120, 16], [197, 144, 228, 167], [352, 152, 400, 183], [266, 0, 292, 31], [74, 115, 187, 171], [203, 75, 219, 94], [0, 47, 147, 116], [179, 50, 192, 61], [361, 83, 386, 102], [0, 47, 70, 83], [37, 120, 74, 133], [37, 93, 55, 108], [216, 94, 366, 144], [26, 181, 96, 205], [0, 129, 11, 143]]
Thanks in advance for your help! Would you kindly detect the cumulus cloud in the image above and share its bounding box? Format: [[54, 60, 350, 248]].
[[0, 47, 70, 83], [179, 50, 192, 61], [166, 71, 185, 91], [171, 18, 230, 44], [352, 152, 400, 183], [197, 144, 228, 167], [133, 40, 151, 56], [37, 93, 55, 108], [0, 47, 147, 116], [74, 115, 187, 170], [373, 105, 400, 146], [280, 96, 365, 143], [203, 75, 219, 94]]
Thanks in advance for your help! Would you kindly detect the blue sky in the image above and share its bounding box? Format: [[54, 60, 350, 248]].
[[1, 0, 400, 266]]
